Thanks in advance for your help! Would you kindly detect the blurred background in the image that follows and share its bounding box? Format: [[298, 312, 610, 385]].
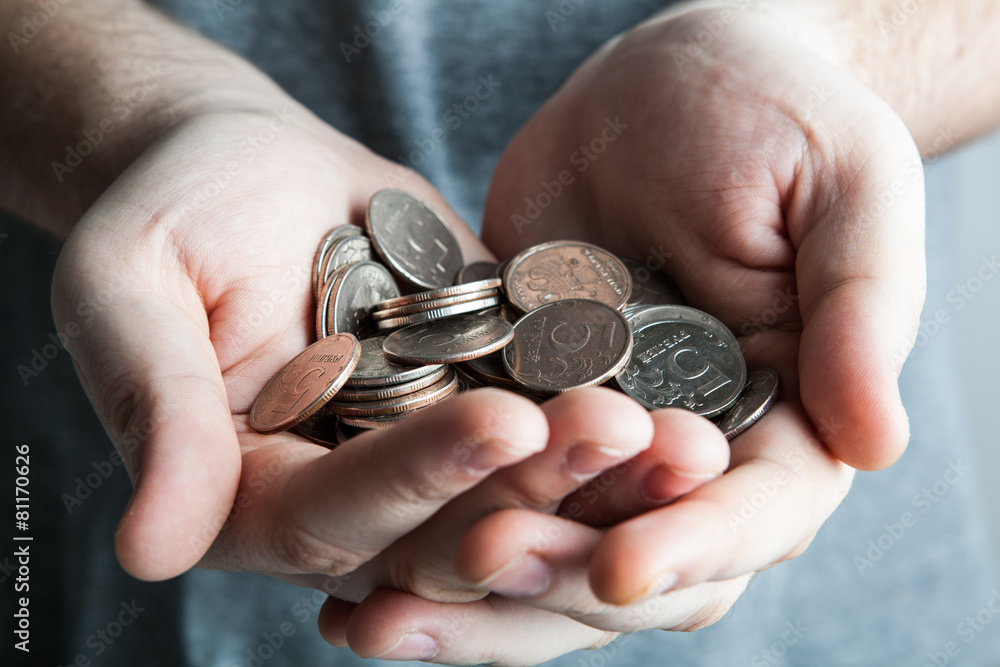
[[947, 128, 1000, 577]]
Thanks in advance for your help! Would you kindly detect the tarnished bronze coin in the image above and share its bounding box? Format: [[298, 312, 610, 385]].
[[344, 336, 444, 387], [615, 305, 746, 417], [320, 234, 373, 291], [383, 314, 515, 364], [374, 295, 503, 331], [312, 225, 363, 302], [504, 240, 631, 313], [249, 333, 361, 434], [334, 365, 449, 402], [365, 189, 464, 289], [326, 371, 458, 417], [326, 261, 400, 338], [712, 368, 780, 440], [375, 278, 502, 311], [372, 288, 500, 320], [457, 261, 499, 284], [621, 258, 684, 307], [502, 299, 632, 393]]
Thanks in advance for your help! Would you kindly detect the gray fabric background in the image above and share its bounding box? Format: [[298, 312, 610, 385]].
[[2, 1, 998, 665]]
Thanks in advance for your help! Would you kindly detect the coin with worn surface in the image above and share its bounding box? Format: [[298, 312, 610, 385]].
[[502, 299, 632, 393], [374, 295, 503, 331], [615, 305, 746, 417], [344, 336, 444, 387], [326, 261, 400, 338], [372, 288, 499, 320], [326, 371, 458, 416], [383, 314, 515, 364], [334, 365, 449, 402], [249, 333, 361, 434], [621, 258, 684, 307], [366, 189, 464, 289], [712, 368, 780, 440], [375, 278, 502, 311], [291, 406, 340, 448], [457, 261, 499, 284], [312, 225, 363, 301], [504, 240, 631, 313], [321, 234, 373, 289]]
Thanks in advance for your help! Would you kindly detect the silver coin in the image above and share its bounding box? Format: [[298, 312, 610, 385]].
[[335, 419, 365, 443], [334, 365, 450, 402], [615, 305, 746, 417], [312, 225, 363, 302], [374, 295, 503, 331], [457, 261, 499, 284], [339, 413, 408, 430], [502, 299, 633, 393], [375, 278, 503, 311], [383, 314, 515, 365], [321, 234, 373, 291], [504, 240, 632, 313], [460, 352, 520, 390], [327, 261, 400, 339], [316, 265, 347, 340], [372, 288, 500, 320], [712, 368, 780, 440], [366, 189, 464, 289], [621, 258, 684, 307], [344, 336, 444, 387], [326, 371, 458, 417]]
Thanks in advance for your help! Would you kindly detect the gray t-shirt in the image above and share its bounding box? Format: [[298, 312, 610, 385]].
[[2, 1, 998, 665]]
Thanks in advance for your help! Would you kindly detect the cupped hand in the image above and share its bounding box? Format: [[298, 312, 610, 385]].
[[325, 6, 923, 663]]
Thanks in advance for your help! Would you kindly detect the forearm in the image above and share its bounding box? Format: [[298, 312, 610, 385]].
[[657, 0, 1000, 158], [0, 0, 282, 235]]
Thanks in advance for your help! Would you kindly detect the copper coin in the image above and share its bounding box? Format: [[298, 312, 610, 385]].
[[374, 295, 503, 331], [621, 258, 684, 307], [334, 365, 450, 402], [365, 189, 464, 289], [336, 419, 365, 443], [502, 299, 632, 393], [339, 413, 408, 430], [712, 368, 780, 440], [504, 240, 631, 313], [312, 225, 363, 302], [326, 261, 400, 338], [383, 314, 515, 365], [249, 333, 361, 434], [344, 336, 444, 387], [372, 288, 500, 320], [615, 305, 746, 417], [320, 234, 373, 291], [291, 406, 340, 448], [375, 278, 502, 311], [326, 371, 458, 417], [457, 261, 499, 284]]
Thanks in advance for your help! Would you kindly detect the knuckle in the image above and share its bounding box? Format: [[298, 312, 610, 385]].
[[275, 523, 369, 576]]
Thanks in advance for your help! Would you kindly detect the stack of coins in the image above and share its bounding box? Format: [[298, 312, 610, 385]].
[[251, 188, 781, 446]]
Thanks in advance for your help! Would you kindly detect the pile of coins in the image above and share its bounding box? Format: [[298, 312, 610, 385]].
[[250, 189, 779, 446]]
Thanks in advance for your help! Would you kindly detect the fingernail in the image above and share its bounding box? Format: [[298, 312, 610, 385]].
[[565, 443, 625, 481], [376, 632, 439, 661], [463, 438, 539, 475], [483, 553, 551, 597]]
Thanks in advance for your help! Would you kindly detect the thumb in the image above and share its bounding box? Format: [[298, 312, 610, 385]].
[[792, 104, 926, 471], [52, 243, 241, 580]]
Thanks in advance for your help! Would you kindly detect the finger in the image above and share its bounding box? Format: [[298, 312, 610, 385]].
[[588, 402, 854, 605], [456, 508, 751, 633], [331, 589, 614, 666], [201, 389, 548, 578], [789, 95, 926, 470], [51, 251, 241, 581], [362, 387, 653, 600], [559, 408, 730, 526]]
